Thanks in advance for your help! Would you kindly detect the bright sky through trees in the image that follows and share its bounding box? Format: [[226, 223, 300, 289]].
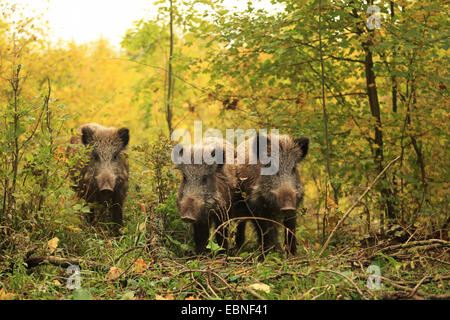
[[12, 0, 278, 47]]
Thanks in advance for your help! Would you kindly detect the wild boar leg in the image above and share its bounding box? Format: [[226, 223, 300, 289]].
[[253, 217, 281, 256], [193, 219, 210, 253], [284, 214, 297, 255], [235, 220, 246, 249], [110, 199, 123, 228]]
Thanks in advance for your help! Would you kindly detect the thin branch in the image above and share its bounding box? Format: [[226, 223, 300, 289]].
[[25, 255, 110, 272], [318, 0, 338, 205], [319, 156, 401, 257]]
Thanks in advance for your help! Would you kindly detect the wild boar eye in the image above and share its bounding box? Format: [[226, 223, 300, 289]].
[[202, 176, 208, 184], [292, 166, 297, 174], [262, 162, 270, 168], [182, 174, 187, 182]]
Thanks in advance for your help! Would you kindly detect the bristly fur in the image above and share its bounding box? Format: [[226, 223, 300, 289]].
[[67, 123, 130, 233], [234, 133, 309, 258], [175, 137, 237, 253]]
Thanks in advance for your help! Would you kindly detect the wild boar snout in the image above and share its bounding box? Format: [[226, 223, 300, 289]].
[[272, 186, 297, 213], [95, 169, 116, 192], [179, 196, 204, 223]]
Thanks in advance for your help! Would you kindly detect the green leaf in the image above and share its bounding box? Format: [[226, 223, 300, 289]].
[[81, 206, 91, 213], [376, 252, 402, 269], [206, 240, 224, 253], [120, 291, 135, 300], [71, 289, 93, 300]]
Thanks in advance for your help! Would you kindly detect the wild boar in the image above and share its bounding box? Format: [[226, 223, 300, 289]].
[[234, 133, 309, 257], [67, 123, 130, 232], [173, 137, 236, 254]]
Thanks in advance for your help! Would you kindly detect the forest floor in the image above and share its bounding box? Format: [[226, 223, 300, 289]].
[[1, 216, 449, 300]]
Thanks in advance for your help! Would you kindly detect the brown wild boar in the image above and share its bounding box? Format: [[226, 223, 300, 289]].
[[173, 137, 236, 253], [67, 123, 130, 232], [234, 133, 309, 257]]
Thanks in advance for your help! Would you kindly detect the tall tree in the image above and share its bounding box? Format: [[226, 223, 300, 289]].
[[205, 0, 448, 232], [166, 0, 175, 135]]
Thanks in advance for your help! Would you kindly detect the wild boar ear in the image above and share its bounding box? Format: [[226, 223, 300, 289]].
[[118, 128, 130, 149], [171, 144, 186, 169], [175, 146, 184, 169], [210, 148, 224, 172], [81, 126, 94, 145], [294, 137, 309, 160], [253, 133, 270, 161]]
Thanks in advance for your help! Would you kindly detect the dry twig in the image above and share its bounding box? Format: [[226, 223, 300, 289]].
[[319, 156, 401, 257]]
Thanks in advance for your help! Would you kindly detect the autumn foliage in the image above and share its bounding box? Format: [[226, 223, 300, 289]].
[[0, 0, 448, 300]]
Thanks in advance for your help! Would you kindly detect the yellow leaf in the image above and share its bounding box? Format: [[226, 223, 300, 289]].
[[47, 237, 59, 254], [0, 288, 15, 300], [248, 283, 271, 294], [233, 269, 247, 275], [185, 296, 199, 300], [133, 258, 147, 274], [106, 267, 123, 281], [138, 222, 146, 233], [155, 293, 174, 300], [53, 280, 61, 286], [326, 198, 338, 211], [65, 225, 82, 233]]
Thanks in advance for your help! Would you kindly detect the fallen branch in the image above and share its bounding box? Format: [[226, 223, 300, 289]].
[[424, 256, 450, 265], [380, 276, 450, 300], [314, 269, 369, 300], [408, 276, 428, 298], [265, 271, 308, 281], [243, 287, 266, 300], [319, 156, 400, 257], [377, 239, 450, 254], [25, 255, 110, 272]]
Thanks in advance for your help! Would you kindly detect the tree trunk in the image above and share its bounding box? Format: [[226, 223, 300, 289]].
[[363, 41, 396, 222], [390, 1, 398, 113], [166, 0, 174, 136], [318, 0, 339, 205]]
